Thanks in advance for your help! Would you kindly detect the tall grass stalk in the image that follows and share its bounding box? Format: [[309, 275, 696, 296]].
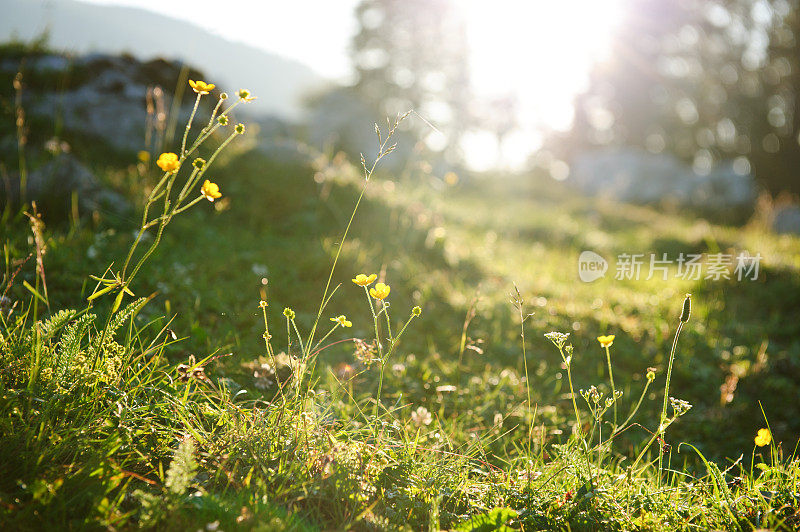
[[305, 112, 410, 353], [657, 294, 691, 486], [604, 344, 617, 427]]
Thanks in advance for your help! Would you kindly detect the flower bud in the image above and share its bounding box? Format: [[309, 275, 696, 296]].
[[680, 293, 691, 323], [192, 157, 206, 170], [235, 123, 245, 134], [412, 306, 422, 317], [217, 115, 229, 126]]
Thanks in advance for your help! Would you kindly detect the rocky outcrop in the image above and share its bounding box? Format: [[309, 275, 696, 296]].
[[569, 148, 758, 218], [771, 205, 800, 235], [0, 50, 214, 221], [1, 51, 212, 153], [3, 154, 131, 220]]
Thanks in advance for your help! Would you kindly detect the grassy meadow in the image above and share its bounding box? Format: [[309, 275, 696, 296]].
[[2, 67, 800, 530]]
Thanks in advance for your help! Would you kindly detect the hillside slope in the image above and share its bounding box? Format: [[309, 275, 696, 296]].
[[0, 0, 323, 118]]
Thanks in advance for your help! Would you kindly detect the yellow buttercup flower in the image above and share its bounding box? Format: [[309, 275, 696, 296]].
[[369, 282, 391, 300], [137, 150, 150, 163], [189, 79, 215, 95], [331, 315, 352, 328], [597, 335, 615, 348], [200, 179, 222, 202], [156, 152, 180, 173], [237, 88, 256, 102], [352, 273, 377, 287], [755, 428, 771, 447]]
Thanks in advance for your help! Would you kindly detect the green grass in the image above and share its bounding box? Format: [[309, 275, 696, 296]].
[[2, 73, 800, 530]]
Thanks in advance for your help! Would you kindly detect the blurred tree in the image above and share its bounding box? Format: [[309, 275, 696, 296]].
[[481, 94, 519, 167], [760, 0, 800, 193], [561, 0, 800, 194], [350, 0, 472, 161]]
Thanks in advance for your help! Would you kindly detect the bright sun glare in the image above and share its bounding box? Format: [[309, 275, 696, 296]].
[[460, 0, 624, 170]]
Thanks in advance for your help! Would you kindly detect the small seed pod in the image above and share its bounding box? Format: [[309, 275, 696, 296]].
[[680, 294, 691, 323]]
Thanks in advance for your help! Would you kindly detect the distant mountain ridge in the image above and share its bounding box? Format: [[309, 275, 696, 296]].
[[0, 0, 324, 118]]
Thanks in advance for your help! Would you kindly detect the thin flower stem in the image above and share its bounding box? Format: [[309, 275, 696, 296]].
[[148, 171, 173, 201], [290, 318, 305, 354], [181, 94, 201, 156], [306, 114, 408, 353], [565, 362, 582, 439], [286, 317, 292, 355], [365, 287, 383, 358], [121, 227, 145, 281], [516, 298, 533, 447], [183, 100, 241, 158], [261, 305, 274, 358], [630, 416, 674, 472], [658, 321, 684, 487], [563, 351, 593, 484], [373, 359, 386, 422], [612, 379, 651, 437], [383, 301, 393, 342], [172, 195, 205, 216], [172, 163, 200, 203], [179, 131, 237, 202], [204, 97, 224, 132], [128, 219, 167, 283], [390, 314, 415, 349], [121, 182, 165, 280], [311, 323, 340, 355], [605, 345, 617, 427], [307, 183, 369, 352]]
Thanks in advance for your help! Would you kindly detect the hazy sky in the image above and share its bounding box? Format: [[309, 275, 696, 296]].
[[77, 0, 623, 169], [82, 0, 360, 80]]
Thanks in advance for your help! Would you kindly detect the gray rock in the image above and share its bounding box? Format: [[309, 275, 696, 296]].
[[30, 55, 72, 72], [2, 154, 131, 220], [16, 52, 211, 152], [772, 205, 800, 235], [32, 87, 150, 152], [569, 148, 757, 215]]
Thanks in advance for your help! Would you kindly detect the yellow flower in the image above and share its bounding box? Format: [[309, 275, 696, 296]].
[[331, 315, 352, 328], [189, 79, 215, 95], [156, 152, 180, 173], [370, 282, 391, 300], [597, 335, 615, 348], [352, 273, 377, 287], [137, 150, 150, 163], [200, 179, 222, 202], [237, 88, 256, 102], [755, 428, 772, 447]]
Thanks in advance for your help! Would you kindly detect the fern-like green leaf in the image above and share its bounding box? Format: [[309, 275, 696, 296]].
[[40, 309, 77, 340], [93, 297, 148, 351], [54, 313, 96, 379]]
